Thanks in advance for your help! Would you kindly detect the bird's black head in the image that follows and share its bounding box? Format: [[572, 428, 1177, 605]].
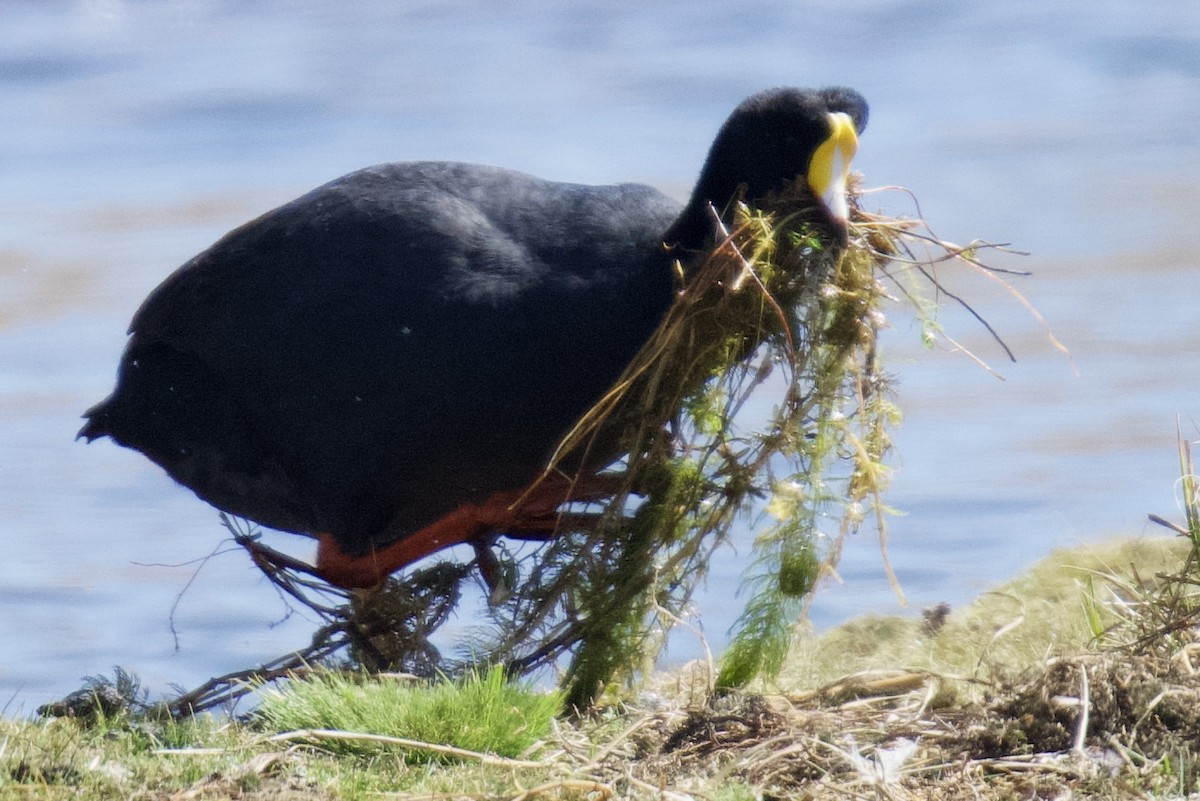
[[667, 86, 869, 249]]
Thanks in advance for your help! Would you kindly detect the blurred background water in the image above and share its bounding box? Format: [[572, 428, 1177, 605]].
[[1, 0, 1198, 714]]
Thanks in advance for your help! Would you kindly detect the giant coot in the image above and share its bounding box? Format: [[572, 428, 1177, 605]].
[[80, 86, 868, 589]]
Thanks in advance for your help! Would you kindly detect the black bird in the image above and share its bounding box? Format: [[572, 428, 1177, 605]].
[[80, 86, 868, 589]]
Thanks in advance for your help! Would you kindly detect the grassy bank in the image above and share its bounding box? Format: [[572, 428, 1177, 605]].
[[4, 535, 1200, 800]]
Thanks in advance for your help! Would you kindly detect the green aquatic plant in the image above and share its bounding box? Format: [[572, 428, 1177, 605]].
[[479, 185, 906, 704]]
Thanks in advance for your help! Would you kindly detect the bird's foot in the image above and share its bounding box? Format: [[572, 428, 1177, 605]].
[[231, 528, 350, 611], [237, 534, 323, 577]]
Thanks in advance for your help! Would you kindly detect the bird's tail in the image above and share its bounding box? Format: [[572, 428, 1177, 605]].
[[77, 398, 114, 442]]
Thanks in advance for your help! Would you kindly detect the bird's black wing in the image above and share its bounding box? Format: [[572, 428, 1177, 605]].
[[112, 162, 680, 549]]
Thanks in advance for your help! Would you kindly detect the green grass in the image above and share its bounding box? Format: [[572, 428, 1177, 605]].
[[253, 665, 561, 760], [0, 713, 255, 799], [1, 668, 562, 799], [776, 536, 1194, 695]]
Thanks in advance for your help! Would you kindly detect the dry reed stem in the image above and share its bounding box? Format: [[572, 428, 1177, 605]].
[[265, 729, 546, 768]]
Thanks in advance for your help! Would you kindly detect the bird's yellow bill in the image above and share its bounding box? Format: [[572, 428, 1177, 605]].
[[807, 111, 859, 226]]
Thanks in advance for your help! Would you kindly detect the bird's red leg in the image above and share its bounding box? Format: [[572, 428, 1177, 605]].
[[314, 502, 482, 589], [313, 471, 624, 590]]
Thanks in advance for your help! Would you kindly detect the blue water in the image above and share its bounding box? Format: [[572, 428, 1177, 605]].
[[1, 0, 1198, 714]]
